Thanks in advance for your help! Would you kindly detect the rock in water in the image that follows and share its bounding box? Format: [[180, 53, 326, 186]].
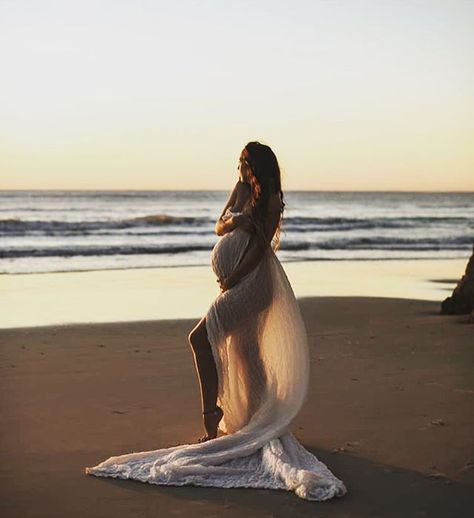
[[441, 245, 474, 319]]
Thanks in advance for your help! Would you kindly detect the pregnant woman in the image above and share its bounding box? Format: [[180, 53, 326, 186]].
[[85, 142, 347, 502]]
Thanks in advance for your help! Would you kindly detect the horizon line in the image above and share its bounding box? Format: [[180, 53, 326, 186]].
[[1, 188, 473, 194]]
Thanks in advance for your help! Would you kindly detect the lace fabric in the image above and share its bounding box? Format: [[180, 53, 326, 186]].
[[85, 220, 348, 501]]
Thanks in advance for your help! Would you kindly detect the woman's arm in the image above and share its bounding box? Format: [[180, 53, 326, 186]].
[[214, 181, 240, 236], [216, 212, 255, 236], [220, 199, 282, 291]]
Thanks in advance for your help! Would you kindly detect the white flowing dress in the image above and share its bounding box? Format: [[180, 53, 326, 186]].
[[85, 208, 348, 501]]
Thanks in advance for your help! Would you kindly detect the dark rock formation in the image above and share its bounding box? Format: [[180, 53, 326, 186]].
[[441, 245, 474, 320]]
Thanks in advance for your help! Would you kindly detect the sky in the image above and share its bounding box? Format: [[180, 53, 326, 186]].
[[0, 0, 473, 191]]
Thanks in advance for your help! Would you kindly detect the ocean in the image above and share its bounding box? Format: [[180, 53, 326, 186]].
[[0, 190, 472, 274]]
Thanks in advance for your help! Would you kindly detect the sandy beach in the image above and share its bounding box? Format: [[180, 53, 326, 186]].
[[1, 295, 473, 517], [2, 0, 473, 514]]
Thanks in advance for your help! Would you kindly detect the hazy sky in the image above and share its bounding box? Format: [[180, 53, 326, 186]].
[[1, 0, 473, 191]]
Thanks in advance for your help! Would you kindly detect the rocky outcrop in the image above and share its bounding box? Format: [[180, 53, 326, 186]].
[[441, 245, 474, 321]]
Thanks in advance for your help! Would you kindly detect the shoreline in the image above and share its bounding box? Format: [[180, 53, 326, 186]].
[[0, 258, 467, 329], [1, 255, 470, 277]]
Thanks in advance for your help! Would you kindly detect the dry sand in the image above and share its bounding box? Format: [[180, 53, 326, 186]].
[[1, 297, 473, 517]]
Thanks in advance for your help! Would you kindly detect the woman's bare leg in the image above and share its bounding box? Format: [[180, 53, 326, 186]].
[[188, 316, 222, 439]]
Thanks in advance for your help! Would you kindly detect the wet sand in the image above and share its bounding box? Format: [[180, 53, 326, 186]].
[[1, 297, 473, 517], [0, 258, 466, 328]]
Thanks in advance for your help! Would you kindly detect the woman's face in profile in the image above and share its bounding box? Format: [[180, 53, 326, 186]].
[[238, 149, 251, 183]]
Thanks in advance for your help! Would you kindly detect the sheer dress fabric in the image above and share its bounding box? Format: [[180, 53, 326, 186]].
[[85, 208, 348, 501]]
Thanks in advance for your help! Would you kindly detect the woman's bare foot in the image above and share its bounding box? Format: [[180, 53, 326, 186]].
[[197, 406, 224, 443]]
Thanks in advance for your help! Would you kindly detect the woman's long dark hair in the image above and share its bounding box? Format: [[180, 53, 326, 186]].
[[243, 141, 285, 251]]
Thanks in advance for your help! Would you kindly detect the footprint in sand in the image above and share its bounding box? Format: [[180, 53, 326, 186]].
[[345, 441, 360, 448], [331, 447, 346, 454], [425, 472, 451, 484], [454, 388, 474, 394], [459, 461, 474, 473]]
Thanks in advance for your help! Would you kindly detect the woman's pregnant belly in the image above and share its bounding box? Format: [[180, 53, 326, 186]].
[[211, 228, 252, 282]]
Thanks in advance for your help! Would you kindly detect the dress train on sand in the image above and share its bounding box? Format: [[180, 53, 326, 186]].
[[85, 209, 347, 501]]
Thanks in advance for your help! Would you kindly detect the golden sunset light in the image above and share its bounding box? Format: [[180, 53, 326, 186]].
[[1, 1, 472, 191]]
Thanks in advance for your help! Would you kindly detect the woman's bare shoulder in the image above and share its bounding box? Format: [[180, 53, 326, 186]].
[[230, 179, 249, 196]]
